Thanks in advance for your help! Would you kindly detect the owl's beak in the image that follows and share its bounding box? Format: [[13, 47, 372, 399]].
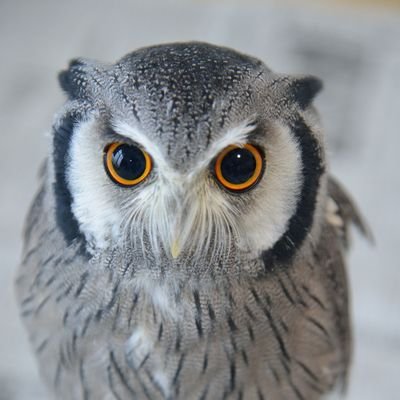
[[168, 187, 193, 259], [170, 239, 181, 259]]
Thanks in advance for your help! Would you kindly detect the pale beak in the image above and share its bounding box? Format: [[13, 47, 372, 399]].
[[170, 239, 181, 259]]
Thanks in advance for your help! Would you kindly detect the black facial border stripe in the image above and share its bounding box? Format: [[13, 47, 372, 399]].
[[53, 113, 86, 250], [262, 116, 325, 267]]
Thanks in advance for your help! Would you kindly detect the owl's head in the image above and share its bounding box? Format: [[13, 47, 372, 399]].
[[52, 42, 325, 279]]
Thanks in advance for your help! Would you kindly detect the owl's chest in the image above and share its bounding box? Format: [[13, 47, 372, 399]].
[[52, 277, 339, 400]]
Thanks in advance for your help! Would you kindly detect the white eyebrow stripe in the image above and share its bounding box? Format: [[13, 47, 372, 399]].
[[112, 120, 171, 173], [112, 119, 257, 179], [192, 119, 257, 175]]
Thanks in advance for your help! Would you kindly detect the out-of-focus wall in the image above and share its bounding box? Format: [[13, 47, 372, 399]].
[[0, 1, 399, 399], [316, 0, 400, 7]]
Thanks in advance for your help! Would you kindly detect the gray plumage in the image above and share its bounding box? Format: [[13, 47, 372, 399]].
[[16, 42, 368, 400]]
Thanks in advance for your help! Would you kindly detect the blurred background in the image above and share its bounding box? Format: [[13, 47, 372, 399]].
[[0, 0, 399, 399]]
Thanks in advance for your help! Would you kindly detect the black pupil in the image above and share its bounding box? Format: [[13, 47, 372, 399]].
[[112, 144, 146, 181], [220, 148, 257, 184]]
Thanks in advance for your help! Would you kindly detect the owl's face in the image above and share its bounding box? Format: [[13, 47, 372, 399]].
[[53, 43, 325, 279]]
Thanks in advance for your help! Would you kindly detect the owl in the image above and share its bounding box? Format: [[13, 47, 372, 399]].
[[16, 42, 369, 400]]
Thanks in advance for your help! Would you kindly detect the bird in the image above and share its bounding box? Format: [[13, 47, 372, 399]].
[[16, 42, 370, 400]]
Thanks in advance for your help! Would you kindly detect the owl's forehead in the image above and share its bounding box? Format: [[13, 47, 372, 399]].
[[117, 42, 264, 92], [109, 43, 269, 168]]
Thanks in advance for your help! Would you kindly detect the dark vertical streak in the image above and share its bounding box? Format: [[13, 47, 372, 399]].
[[198, 385, 209, 400], [81, 315, 92, 337], [244, 305, 256, 321], [288, 375, 306, 400], [271, 367, 281, 384], [277, 275, 296, 305], [107, 364, 123, 400], [79, 359, 89, 400], [301, 284, 327, 310], [112, 302, 121, 332], [75, 271, 89, 297], [251, 288, 291, 361], [138, 353, 150, 369], [158, 323, 164, 341], [34, 294, 51, 315], [227, 314, 238, 332], [36, 338, 49, 354], [63, 308, 70, 326], [295, 359, 320, 383], [71, 330, 78, 355], [207, 303, 216, 322], [106, 281, 121, 311], [306, 316, 332, 341], [54, 359, 62, 388], [241, 349, 249, 366], [173, 353, 186, 386], [247, 324, 255, 342], [202, 351, 208, 374], [44, 274, 56, 288], [229, 360, 236, 392], [194, 290, 203, 338], [21, 295, 34, 306], [109, 351, 137, 397], [284, 271, 307, 307], [195, 316, 204, 338], [175, 328, 182, 352], [257, 388, 265, 400], [144, 367, 167, 397], [56, 283, 73, 303], [128, 292, 139, 328]]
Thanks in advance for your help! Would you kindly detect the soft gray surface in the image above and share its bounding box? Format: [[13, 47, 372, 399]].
[[1, 1, 399, 399]]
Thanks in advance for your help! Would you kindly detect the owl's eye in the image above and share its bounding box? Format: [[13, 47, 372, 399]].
[[214, 144, 264, 192], [104, 142, 152, 187]]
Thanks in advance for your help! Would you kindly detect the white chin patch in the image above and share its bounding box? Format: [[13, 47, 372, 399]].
[[238, 122, 303, 256], [66, 116, 122, 251]]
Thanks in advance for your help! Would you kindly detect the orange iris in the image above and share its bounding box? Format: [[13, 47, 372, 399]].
[[104, 142, 152, 187], [214, 144, 264, 192]]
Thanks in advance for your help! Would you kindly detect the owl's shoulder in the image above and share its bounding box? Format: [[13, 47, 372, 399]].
[[325, 175, 372, 249], [22, 160, 49, 242]]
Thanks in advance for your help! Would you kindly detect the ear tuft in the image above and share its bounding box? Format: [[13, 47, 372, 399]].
[[290, 76, 323, 109], [58, 58, 90, 100]]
